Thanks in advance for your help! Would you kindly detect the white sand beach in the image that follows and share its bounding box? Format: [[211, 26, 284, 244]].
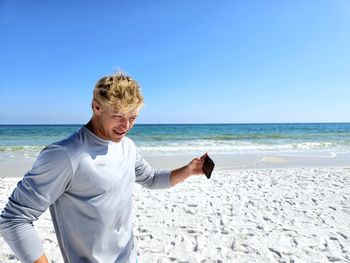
[[1, 161, 349, 262]]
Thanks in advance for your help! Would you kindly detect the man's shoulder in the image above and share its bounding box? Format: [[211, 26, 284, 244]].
[[51, 129, 81, 149], [36, 129, 84, 172], [42, 129, 83, 158]]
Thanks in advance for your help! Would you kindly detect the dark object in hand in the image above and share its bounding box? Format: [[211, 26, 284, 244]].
[[203, 155, 215, 179]]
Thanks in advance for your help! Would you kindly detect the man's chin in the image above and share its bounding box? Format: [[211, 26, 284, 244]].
[[110, 134, 125, 143]]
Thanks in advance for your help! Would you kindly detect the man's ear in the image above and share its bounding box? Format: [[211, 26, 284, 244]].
[[92, 101, 102, 115]]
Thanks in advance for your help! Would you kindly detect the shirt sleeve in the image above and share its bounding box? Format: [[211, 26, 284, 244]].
[[0, 145, 73, 263], [134, 150, 172, 189]]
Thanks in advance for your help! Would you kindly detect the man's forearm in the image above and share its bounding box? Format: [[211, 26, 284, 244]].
[[170, 165, 191, 186]]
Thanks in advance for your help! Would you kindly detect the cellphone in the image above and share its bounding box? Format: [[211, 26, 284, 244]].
[[202, 155, 215, 179]]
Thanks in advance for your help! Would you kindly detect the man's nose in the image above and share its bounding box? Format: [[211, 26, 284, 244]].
[[120, 117, 130, 130]]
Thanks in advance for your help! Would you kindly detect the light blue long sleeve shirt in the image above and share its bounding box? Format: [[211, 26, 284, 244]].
[[0, 126, 172, 263]]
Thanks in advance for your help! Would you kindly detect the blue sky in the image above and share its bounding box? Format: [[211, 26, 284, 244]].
[[0, 1, 349, 124]]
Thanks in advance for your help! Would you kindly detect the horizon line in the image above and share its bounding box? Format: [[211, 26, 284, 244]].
[[0, 121, 349, 126]]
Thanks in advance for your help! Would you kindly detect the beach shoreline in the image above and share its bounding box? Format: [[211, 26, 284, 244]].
[[1, 151, 350, 178], [144, 151, 350, 171]]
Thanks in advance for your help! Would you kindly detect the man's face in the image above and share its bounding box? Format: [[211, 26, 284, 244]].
[[92, 102, 138, 142]]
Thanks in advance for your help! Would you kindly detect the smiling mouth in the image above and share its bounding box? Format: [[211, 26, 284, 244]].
[[114, 130, 127, 136]]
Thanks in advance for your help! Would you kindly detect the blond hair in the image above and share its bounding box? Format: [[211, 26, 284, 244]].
[[93, 72, 144, 113]]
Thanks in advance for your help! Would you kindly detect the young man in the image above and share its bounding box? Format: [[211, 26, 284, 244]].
[[0, 73, 207, 263]]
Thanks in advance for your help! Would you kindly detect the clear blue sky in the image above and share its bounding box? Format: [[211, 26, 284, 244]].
[[0, 1, 349, 124]]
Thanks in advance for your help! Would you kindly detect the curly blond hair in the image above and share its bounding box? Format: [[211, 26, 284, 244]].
[[93, 72, 144, 113]]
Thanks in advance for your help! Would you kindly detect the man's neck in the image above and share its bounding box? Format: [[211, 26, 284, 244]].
[[85, 120, 95, 134]]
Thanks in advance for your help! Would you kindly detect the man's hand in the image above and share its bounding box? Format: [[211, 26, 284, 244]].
[[34, 254, 49, 263], [187, 153, 208, 176], [170, 153, 207, 186]]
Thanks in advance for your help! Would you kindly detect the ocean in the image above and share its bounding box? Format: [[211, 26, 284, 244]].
[[1, 123, 350, 157]]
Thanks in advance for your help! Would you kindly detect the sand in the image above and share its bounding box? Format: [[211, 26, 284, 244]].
[[1, 166, 349, 262]]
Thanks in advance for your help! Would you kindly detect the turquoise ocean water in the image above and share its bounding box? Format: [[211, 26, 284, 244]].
[[0, 123, 350, 157]]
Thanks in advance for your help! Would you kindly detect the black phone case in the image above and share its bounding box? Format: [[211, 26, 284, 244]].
[[203, 155, 215, 179]]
